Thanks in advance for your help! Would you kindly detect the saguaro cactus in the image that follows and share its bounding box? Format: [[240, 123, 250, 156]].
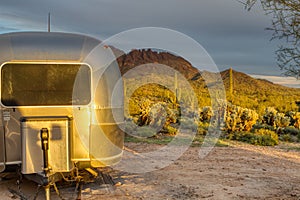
[[229, 67, 233, 102]]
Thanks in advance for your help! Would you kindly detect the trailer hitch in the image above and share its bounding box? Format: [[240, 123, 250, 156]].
[[40, 128, 51, 200], [41, 128, 50, 175]]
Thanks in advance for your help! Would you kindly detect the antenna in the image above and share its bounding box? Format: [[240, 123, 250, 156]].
[[48, 12, 51, 32]]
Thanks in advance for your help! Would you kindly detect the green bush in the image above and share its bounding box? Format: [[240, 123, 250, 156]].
[[164, 125, 178, 135], [197, 121, 209, 135], [279, 134, 300, 142], [135, 126, 157, 138], [252, 123, 275, 131], [199, 106, 213, 122], [277, 126, 300, 142], [279, 134, 292, 142], [254, 129, 279, 146], [124, 119, 137, 134], [231, 129, 278, 146], [198, 121, 210, 130], [180, 117, 198, 130], [282, 126, 300, 136]]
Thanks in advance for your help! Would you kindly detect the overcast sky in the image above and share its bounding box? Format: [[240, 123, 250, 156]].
[[0, 0, 294, 82]]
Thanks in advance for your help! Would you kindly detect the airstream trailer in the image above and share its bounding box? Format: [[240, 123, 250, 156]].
[[0, 32, 124, 196]]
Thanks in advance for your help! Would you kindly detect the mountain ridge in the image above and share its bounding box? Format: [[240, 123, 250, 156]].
[[117, 49, 300, 113], [117, 49, 297, 89], [117, 49, 199, 80]]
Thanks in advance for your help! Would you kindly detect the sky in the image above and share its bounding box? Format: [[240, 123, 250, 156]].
[[0, 0, 299, 87]]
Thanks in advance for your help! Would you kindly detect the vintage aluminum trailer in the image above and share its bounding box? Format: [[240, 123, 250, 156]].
[[0, 32, 124, 198]]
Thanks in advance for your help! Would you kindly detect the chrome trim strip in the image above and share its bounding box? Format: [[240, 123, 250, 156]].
[[2, 161, 21, 165]]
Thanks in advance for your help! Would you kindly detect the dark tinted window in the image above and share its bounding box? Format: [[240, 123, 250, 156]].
[[1, 63, 91, 106]]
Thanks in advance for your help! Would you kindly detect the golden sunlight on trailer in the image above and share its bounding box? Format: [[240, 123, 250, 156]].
[[0, 32, 124, 197]]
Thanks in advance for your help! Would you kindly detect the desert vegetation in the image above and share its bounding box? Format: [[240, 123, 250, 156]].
[[119, 49, 300, 147]]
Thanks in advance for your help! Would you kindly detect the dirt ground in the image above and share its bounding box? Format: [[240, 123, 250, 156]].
[[1, 141, 300, 200]]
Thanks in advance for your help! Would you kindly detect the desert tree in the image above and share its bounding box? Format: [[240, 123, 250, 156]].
[[244, 0, 300, 77]]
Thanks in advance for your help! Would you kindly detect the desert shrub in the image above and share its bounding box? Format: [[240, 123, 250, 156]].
[[262, 107, 278, 127], [231, 129, 278, 146], [230, 131, 253, 143], [198, 121, 210, 130], [225, 105, 258, 133], [164, 125, 178, 135], [124, 119, 137, 134], [199, 106, 213, 122], [135, 126, 157, 138], [197, 121, 209, 135], [128, 100, 181, 136], [180, 117, 198, 131], [254, 129, 279, 146], [197, 128, 207, 135], [274, 113, 290, 128], [279, 132, 288, 141], [282, 126, 300, 136], [241, 108, 259, 131], [286, 111, 300, 129], [147, 103, 167, 128], [165, 107, 179, 125], [262, 107, 291, 130], [252, 123, 275, 131], [279, 134, 292, 142], [294, 114, 300, 129], [278, 126, 300, 142]]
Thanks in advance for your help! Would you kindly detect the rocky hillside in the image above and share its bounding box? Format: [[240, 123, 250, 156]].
[[117, 49, 199, 80], [118, 49, 300, 114]]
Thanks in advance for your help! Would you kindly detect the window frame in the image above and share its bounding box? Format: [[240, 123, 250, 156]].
[[0, 61, 92, 107]]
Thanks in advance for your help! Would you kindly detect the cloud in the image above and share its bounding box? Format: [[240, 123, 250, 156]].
[[0, 11, 49, 32], [0, 0, 282, 75], [250, 74, 300, 88], [0, 0, 273, 36]]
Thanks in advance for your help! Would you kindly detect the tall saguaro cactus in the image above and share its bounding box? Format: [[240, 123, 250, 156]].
[[229, 67, 233, 102], [174, 71, 181, 102], [174, 71, 178, 98]]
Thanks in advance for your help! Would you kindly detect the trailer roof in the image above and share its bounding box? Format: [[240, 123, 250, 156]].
[[0, 32, 100, 63]]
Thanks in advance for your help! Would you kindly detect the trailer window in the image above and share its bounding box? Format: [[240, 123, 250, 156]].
[[1, 63, 91, 106]]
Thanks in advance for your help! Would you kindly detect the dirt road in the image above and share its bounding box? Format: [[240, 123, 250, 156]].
[[1, 142, 300, 199]]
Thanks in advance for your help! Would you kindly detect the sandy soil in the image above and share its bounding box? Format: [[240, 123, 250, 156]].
[[1, 141, 300, 200]]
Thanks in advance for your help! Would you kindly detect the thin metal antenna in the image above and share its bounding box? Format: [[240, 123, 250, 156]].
[[48, 12, 51, 32]]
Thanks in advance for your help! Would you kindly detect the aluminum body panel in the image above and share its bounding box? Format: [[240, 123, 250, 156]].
[[21, 117, 71, 174], [0, 110, 5, 172], [0, 32, 124, 175]]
